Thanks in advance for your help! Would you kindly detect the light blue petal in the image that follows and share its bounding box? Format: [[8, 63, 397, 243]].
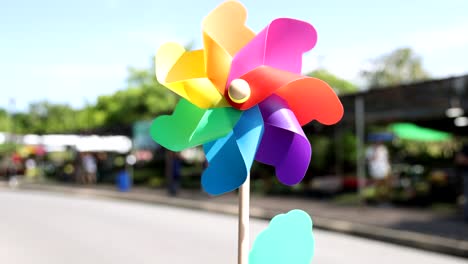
[[202, 106, 264, 195], [250, 210, 315, 264]]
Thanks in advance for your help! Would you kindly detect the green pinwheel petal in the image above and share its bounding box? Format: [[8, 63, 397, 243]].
[[150, 98, 242, 151]]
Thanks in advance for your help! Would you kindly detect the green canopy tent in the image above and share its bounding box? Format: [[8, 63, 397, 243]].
[[389, 123, 452, 142]]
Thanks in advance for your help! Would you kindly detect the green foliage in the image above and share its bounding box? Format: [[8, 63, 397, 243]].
[[361, 47, 430, 88], [25, 102, 77, 133], [336, 130, 358, 170], [0, 143, 17, 154], [308, 69, 358, 94], [308, 135, 333, 172], [95, 65, 177, 127], [306, 130, 358, 174], [0, 108, 11, 131], [12, 102, 96, 134], [8, 58, 177, 134]]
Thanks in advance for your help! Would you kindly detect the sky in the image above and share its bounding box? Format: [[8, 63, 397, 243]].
[[1, 0, 468, 111]]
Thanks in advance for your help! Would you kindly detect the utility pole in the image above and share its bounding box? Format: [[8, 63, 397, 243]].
[[355, 96, 366, 197], [7, 98, 18, 183], [8, 98, 16, 144]]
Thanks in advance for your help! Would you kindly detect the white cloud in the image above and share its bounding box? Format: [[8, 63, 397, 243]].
[[408, 22, 468, 53], [302, 47, 373, 86], [126, 29, 193, 50], [0, 63, 129, 110], [302, 21, 468, 85], [301, 53, 319, 74], [30, 63, 128, 79], [103, 0, 124, 9]]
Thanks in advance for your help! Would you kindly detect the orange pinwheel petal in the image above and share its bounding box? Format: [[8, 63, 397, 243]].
[[202, 1, 256, 94]]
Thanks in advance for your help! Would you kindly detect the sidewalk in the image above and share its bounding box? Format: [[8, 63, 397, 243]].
[[1, 180, 467, 258]]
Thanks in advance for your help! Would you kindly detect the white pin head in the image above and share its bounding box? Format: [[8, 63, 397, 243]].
[[228, 79, 251, 104]]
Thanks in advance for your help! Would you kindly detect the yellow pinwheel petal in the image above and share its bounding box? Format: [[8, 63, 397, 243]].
[[202, 0, 256, 94], [155, 42, 228, 109]]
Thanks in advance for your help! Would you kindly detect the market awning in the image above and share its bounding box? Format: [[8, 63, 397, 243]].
[[389, 123, 452, 142]]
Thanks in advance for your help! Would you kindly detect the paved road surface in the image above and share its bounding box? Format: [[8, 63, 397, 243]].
[[0, 190, 465, 264]]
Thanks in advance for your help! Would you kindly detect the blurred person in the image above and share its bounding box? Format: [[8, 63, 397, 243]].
[[63, 146, 80, 183], [6, 153, 22, 187], [366, 141, 391, 202], [24, 155, 37, 179], [455, 142, 468, 222], [96, 152, 109, 183], [82, 153, 97, 184], [166, 151, 182, 196], [11, 152, 23, 175]]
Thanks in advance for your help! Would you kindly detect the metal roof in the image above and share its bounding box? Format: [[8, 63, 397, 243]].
[[337, 74, 468, 134]]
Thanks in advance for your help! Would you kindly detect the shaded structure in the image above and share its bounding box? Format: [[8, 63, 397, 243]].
[[339, 74, 468, 134], [301, 74, 468, 192]]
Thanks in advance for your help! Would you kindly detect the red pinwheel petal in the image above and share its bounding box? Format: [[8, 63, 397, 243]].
[[275, 75, 344, 126], [225, 18, 317, 94], [235, 66, 343, 126], [231, 66, 298, 109]]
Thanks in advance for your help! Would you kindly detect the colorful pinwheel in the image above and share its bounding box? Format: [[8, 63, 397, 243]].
[[151, 1, 343, 196]]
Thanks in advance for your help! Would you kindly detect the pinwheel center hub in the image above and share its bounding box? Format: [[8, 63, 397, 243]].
[[228, 79, 251, 104]]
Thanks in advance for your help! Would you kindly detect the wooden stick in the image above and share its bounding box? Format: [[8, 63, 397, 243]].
[[238, 173, 250, 264]]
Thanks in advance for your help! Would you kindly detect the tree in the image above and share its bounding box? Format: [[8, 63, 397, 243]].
[[94, 59, 177, 127], [7, 57, 178, 134], [361, 47, 430, 88], [11, 102, 77, 134], [0, 108, 10, 132], [308, 69, 358, 94]]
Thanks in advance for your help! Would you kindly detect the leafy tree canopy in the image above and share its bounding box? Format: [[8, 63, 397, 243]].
[[361, 47, 430, 88], [308, 69, 358, 94], [5, 58, 177, 134]]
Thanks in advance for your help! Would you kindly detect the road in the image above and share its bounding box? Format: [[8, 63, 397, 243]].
[[0, 190, 465, 264]]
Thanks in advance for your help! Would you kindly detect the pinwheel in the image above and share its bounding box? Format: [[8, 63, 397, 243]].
[[151, 0, 343, 195], [150, 1, 343, 263]]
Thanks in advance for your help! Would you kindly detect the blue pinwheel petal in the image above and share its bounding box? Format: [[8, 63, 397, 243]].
[[202, 106, 264, 195]]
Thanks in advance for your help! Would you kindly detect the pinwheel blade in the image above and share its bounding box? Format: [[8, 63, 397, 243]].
[[232, 66, 344, 126], [150, 99, 242, 152], [226, 18, 317, 95], [202, 106, 264, 195], [202, 0, 255, 94], [155, 43, 228, 108], [249, 210, 315, 264], [274, 75, 344, 126], [255, 95, 311, 185]]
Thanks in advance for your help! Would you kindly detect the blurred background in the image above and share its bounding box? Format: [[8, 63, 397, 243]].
[[1, 0, 467, 263]]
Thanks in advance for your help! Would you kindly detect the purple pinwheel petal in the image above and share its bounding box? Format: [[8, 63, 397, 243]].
[[255, 95, 311, 185]]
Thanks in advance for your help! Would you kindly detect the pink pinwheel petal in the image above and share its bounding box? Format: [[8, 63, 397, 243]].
[[225, 18, 317, 96]]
